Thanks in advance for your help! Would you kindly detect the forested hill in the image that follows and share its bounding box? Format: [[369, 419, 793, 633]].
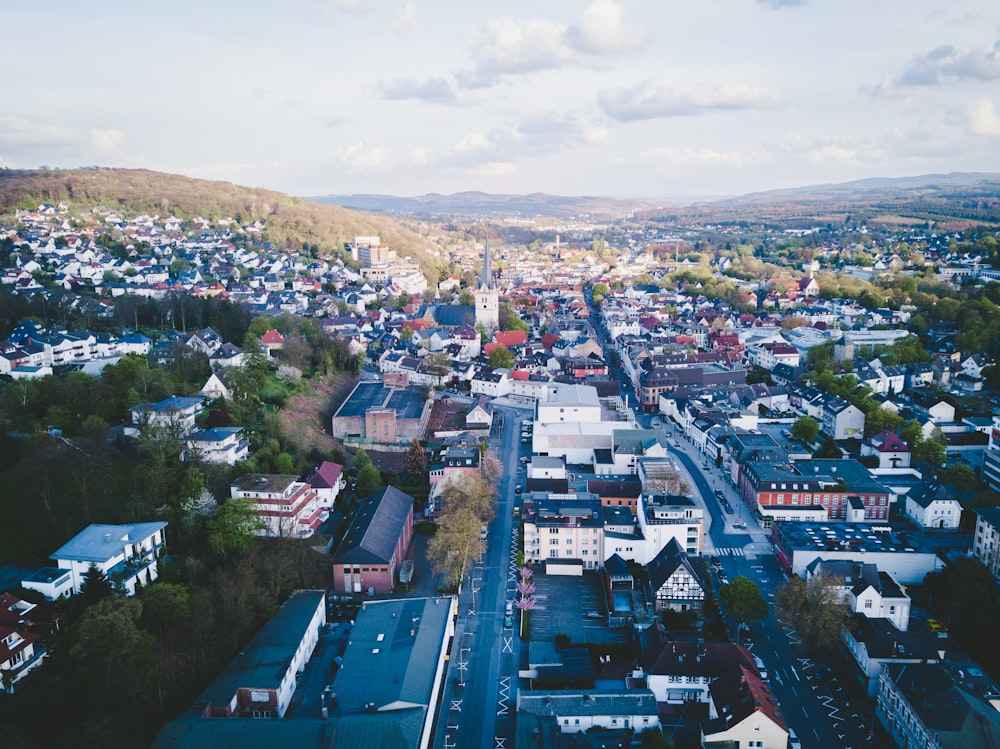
[[0, 168, 443, 277]]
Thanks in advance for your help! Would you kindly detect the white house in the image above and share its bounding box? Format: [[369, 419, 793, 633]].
[[904, 482, 962, 530], [861, 430, 912, 469], [230, 474, 325, 539], [23, 522, 167, 598], [183, 426, 250, 465], [804, 558, 911, 631]]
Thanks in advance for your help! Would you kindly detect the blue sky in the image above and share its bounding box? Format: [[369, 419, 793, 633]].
[[4, 0, 1000, 199]]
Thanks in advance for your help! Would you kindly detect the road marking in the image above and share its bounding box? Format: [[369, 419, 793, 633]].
[[791, 665, 800, 681], [502, 635, 514, 654], [451, 699, 462, 711], [496, 676, 510, 716], [494, 739, 507, 749]]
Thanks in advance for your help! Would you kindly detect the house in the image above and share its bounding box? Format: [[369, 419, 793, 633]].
[[230, 474, 325, 539], [904, 481, 962, 530], [330, 381, 431, 444], [464, 396, 493, 431], [199, 371, 231, 400], [183, 426, 250, 464], [876, 662, 1000, 749], [0, 593, 60, 693], [804, 558, 910, 631], [645, 537, 708, 613], [259, 329, 285, 356], [822, 397, 865, 440], [193, 590, 325, 718], [972, 507, 1000, 581], [516, 689, 661, 746], [129, 395, 205, 437], [861, 430, 912, 469], [522, 493, 604, 570], [208, 342, 245, 369], [428, 446, 480, 489], [305, 461, 344, 509], [331, 486, 414, 594], [22, 522, 167, 598]]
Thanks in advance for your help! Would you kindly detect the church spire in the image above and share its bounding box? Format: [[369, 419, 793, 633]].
[[478, 235, 496, 291]]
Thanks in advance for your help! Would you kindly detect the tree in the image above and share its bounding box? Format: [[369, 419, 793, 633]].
[[437, 473, 497, 523], [488, 345, 515, 369], [591, 282, 609, 305], [400, 326, 414, 342], [79, 564, 113, 607], [912, 434, 946, 467], [814, 436, 841, 459], [718, 575, 768, 626], [427, 506, 482, 590], [207, 497, 261, 559], [71, 597, 156, 699], [405, 439, 428, 479], [356, 461, 384, 498], [864, 408, 904, 438], [924, 556, 998, 642], [791, 415, 819, 444], [481, 451, 503, 486], [774, 574, 850, 654]]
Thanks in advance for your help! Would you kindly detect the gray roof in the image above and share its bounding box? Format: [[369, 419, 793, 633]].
[[51, 522, 167, 563], [335, 597, 451, 713], [197, 590, 326, 709], [333, 486, 414, 565]]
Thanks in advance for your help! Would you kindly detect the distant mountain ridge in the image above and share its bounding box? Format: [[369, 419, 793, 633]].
[[308, 191, 664, 220]]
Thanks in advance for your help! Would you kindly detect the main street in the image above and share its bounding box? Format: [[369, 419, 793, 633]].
[[435, 402, 527, 749]]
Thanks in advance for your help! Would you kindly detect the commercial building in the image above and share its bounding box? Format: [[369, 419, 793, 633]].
[[230, 474, 325, 539]]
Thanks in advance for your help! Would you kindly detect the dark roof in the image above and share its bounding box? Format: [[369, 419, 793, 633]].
[[646, 538, 707, 593], [432, 305, 475, 327], [587, 478, 643, 499], [333, 486, 414, 565]]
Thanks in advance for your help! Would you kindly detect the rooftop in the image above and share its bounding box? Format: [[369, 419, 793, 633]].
[[51, 521, 167, 563]]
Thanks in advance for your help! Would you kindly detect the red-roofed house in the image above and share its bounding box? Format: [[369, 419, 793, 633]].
[[493, 330, 527, 348], [260, 330, 285, 356], [797, 276, 820, 296], [861, 430, 912, 469], [540, 333, 560, 349], [306, 461, 345, 509]]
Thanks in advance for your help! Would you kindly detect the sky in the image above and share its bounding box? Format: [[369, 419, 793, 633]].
[[4, 0, 1000, 200]]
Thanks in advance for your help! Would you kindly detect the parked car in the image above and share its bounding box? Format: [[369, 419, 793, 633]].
[[715, 490, 725, 500], [753, 655, 768, 680], [504, 613, 514, 629], [514, 486, 522, 494], [585, 610, 604, 620], [787, 728, 802, 749]]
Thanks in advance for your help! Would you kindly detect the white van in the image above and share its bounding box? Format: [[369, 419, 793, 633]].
[[752, 655, 768, 680], [787, 728, 801, 749]]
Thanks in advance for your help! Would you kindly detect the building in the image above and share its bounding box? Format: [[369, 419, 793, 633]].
[[0, 593, 59, 693], [331, 486, 415, 594], [231, 474, 325, 539], [904, 481, 962, 530], [822, 397, 866, 440], [972, 507, 1000, 581], [22, 522, 166, 599], [645, 537, 708, 613], [428, 446, 481, 489], [983, 416, 1000, 492], [195, 590, 326, 718], [861, 430, 912, 469], [475, 238, 499, 332], [804, 558, 911, 631], [331, 381, 432, 444], [772, 522, 947, 584], [634, 493, 704, 559], [516, 689, 661, 746], [523, 493, 604, 570], [876, 662, 1000, 749], [129, 395, 205, 437], [305, 461, 344, 510], [536, 383, 603, 424], [183, 426, 250, 464]]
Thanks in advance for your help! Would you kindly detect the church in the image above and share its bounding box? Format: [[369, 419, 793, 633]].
[[474, 238, 499, 332]]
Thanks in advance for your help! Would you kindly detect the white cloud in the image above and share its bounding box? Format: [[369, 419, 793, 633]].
[[876, 40, 1000, 90], [966, 98, 1000, 136], [469, 161, 516, 178], [337, 0, 373, 14], [757, 0, 807, 8], [377, 76, 464, 104], [333, 141, 392, 173], [89, 129, 125, 157], [567, 0, 644, 56], [392, 0, 417, 31], [599, 79, 777, 121], [640, 146, 766, 167], [0, 115, 74, 146], [783, 133, 884, 165]]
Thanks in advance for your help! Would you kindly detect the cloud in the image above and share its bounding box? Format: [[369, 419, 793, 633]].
[[966, 98, 1000, 136], [566, 0, 643, 56], [470, 161, 517, 178], [756, 0, 807, 8], [337, 0, 373, 14], [89, 129, 125, 157], [783, 133, 884, 165], [391, 0, 417, 31], [0, 115, 74, 146], [377, 76, 464, 104], [598, 79, 777, 122], [872, 40, 1000, 94], [333, 141, 392, 173], [324, 116, 348, 128], [639, 146, 767, 167]]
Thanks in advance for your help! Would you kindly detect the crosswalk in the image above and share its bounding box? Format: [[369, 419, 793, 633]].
[[713, 547, 746, 557]]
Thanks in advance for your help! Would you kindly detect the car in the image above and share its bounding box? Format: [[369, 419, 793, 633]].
[[752, 655, 768, 680], [514, 485, 522, 494], [503, 614, 514, 629], [715, 490, 725, 500], [585, 610, 604, 620], [787, 728, 802, 749], [718, 573, 729, 585], [512, 506, 521, 516]]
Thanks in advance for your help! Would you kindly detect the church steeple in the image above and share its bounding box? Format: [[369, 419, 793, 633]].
[[478, 236, 496, 291]]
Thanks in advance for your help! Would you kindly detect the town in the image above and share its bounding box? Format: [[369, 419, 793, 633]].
[[1, 189, 1000, 749]]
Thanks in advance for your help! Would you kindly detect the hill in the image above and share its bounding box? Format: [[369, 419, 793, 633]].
[[0, 168, 446, 280], [643, 172, 1000, 230], [309, 190, 662, 221]]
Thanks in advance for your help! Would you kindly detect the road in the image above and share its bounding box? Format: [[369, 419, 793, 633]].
[[435, 402, 528, 749]]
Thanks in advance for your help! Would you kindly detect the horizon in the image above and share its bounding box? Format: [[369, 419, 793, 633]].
[[5, 1, 1000, 198]]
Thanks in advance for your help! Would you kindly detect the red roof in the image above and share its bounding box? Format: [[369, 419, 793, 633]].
[[541, 333, 560, 349], [403, 319, 430, 331], [261, 329, 285, 344], [308, 461, 343, 489], [511, 370, 530, 380], [494, 330, 527, 347]]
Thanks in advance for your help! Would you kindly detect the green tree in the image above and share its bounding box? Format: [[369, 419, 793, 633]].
[[79, 564, 113, 607], [791, 415, 820, 444], [71, 597, 156, 697], [591, 282, 609, 305], [864, 408, 904, 438], [207, 497, 261, 559], [405, 438, 428, 479], [774, 574, 850, 654], [941, 463, 978, 496], [427, 506, 482, 590], [488, 345, 515, 369], [913, 434, 946, 467], [400, 326, 414, 342], [718, 575, 768, 626], [814, 436, 841, 459], [924, 557, 998, 641], [356, 462, 384, 498]]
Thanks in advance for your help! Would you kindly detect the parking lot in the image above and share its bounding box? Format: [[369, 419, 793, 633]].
[[528, 568, 629, 646]]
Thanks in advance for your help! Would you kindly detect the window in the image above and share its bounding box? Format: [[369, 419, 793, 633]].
[[864, 599, 873, 609]]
